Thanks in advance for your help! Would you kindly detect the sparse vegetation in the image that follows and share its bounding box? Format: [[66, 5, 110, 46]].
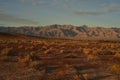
[[0, 47, 12, 56], [0, 47, 14, 62], [0, 33, 120, 80], [111, 64, 120, 80], [18, 54, 32, 67]]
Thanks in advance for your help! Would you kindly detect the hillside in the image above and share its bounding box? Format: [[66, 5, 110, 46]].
[[0, 25, 120, 40]]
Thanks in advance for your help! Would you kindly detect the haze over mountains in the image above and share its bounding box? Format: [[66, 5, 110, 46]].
[[0, 25, 120, 40]]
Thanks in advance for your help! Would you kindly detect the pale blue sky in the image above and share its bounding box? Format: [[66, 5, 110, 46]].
[[0, 0, 120, 27]]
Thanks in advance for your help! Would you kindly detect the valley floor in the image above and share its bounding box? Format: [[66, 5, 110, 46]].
[[0, 34, 120, 80]]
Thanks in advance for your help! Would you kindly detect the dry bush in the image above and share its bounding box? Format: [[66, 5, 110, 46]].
[[65, 53, 78, 58], [0, 47, 14, 62], [99, 50, 114, 55], [44, 49, 50, 54], [41, 45, 47, 50], [18, 54, 32, 67], [60, 50, 64, 54], [0, 56, 11, 62], [18, 52, 40, 67], [18, 45, 23, 49], [83, 48, 91, 55], [44, 48, 53, 55], [87, 54, 99, 64], [83, 73, 88, 80], [73, 75, 81, 80], [47, 64, 78, 80], [111, 64, 120, 80], [92, 49, 100, 55], [29, 61, 43, 70], [111, 64, 120, 74], [0, 47, 12, 56], [114, 53, 120, 58]]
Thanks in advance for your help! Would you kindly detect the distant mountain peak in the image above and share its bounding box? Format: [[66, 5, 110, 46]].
[[0, 25, 120, 40]]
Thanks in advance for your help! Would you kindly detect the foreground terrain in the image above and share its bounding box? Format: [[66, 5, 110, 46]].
[[0, 33, 120, 80]]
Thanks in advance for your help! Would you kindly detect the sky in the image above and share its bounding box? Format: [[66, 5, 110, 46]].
[[0, 0, 120, 27]]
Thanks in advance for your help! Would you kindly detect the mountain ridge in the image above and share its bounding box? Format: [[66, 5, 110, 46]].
[[0, 25, 120, 40]]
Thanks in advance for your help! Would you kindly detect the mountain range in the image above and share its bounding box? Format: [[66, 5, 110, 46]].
[[0, 25, 120, 40]]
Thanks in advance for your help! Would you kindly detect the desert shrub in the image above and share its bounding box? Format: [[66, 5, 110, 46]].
[[92, 49, 100, 55], [18, 54, 32, 67], [44, 49, 53, 55], [18, 52, 40, 67], [114, 53, 120, 58], [83, 73, 88, 80], [9, 51, 18, 56], [0, 47, 12, 56], [0, 47, 15, 62], [0, 56, 10, 62], [87, 55, 94, 61], [65, 53, 78, 58], [60, 50, 64, 54], [29, 61, 40, 68], [72, 75, 81, 80], [87, 55, 99, 61], [41, 45, 47, 50], [18, 45, 23, 49], [99, 50, 114, 55], [111, 64, 120, 80], [83, 48, 91, 55], [44, 49, 50, 54]]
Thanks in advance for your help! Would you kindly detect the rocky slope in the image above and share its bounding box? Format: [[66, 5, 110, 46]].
[[0, 25, 120, 40]]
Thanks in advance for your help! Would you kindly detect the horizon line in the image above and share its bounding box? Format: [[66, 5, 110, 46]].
[[0, 24, 119, 28]]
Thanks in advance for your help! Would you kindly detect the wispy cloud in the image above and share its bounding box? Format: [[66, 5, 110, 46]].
[[19, 0, 72, 8], [32, 1, 48, 6], [18, 0, 120, 15], [19, 0, 29, 4], [0, 24, 5, 26], [0, 13, 39, 25], [74, 4, 120, 15], [75, 10, 106, 15], [52, 0, 59, 6], [19, 0, 48, 6]]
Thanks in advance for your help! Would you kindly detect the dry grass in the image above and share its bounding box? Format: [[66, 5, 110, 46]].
[[0, 35, 120, 80]]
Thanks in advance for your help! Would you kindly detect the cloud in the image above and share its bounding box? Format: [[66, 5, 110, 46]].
[[19, 0, 48, 6], [75, 10, 106, 15], [0, 24, 5, 26], [19, 0, 29, 3], [0, 13, 39, 25], [74, 4, 120, 15], [52, 0, 59, 6], [105, 3, 120, 12], [19, 0, 72, 8], [32, 0, 48, 6], [18, 0, 120, 14]]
